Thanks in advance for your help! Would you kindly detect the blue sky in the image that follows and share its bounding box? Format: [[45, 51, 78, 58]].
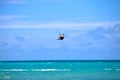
[[0, 0, 120, 60]]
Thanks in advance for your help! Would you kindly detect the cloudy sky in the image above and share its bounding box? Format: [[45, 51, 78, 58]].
[[0, 0, 120, 60]]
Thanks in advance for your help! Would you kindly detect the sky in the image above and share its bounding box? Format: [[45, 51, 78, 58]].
[[0, 0, 120, 60]]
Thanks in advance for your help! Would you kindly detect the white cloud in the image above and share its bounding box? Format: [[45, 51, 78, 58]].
[[72, 16, 96, 21], [0, 21, 120, 29], [0, 15, 26, 21], [6, 0, 27, 4]]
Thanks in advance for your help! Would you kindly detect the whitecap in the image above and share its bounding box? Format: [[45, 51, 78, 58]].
[[40, 69, 70, 72], [4, 76, 10, 79], [0, 69, 28, 72], [31, 69, 70, 72], [0, 68, 70, 72], [116, 68, 120, 71], [104, 68, 112, 71]]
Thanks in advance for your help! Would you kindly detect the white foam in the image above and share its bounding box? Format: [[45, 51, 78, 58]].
[[0, 69, 28, 72], [0, 69, 70, 72], [4, 76, 10, 79], [104, 68, 112, 71], [40, 69, 70, 71], [116, 69, 120, 71]]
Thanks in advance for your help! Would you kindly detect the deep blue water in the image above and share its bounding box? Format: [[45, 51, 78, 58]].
[[0, 61, 120, 80]]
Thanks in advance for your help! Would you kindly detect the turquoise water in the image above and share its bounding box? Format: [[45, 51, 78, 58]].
[[0, 61, 120, 80]]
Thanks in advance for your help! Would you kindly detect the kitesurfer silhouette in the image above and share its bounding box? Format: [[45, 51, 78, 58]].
[[57, 28, 64, 40], [57, 34, 64, 40]]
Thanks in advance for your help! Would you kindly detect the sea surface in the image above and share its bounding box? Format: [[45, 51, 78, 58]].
[[0, 60, 120, 80]]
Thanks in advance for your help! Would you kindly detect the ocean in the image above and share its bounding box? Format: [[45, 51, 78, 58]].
[[0, 61, 120, 80]]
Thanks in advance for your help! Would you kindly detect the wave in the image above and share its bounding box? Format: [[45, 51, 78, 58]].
[[0, 69, 70, 72], [116, 69, 120, 71], [104, 68, 120, 71], [104, 68, 112, 71]]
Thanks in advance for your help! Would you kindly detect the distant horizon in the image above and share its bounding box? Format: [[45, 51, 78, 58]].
[[1, 59, 120, 62]]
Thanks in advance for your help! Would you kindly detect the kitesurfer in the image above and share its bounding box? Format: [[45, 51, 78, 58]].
[[57, 34, 64, 40]]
